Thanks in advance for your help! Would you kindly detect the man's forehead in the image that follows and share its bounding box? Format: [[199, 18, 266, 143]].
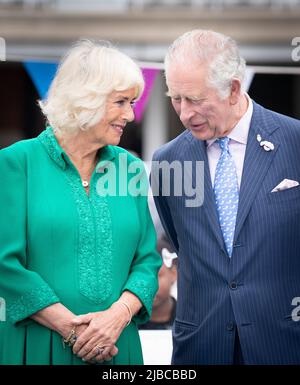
[[166, 71, 208, 94], [166, 60, 208, 78], [166, 83, 205, 98]]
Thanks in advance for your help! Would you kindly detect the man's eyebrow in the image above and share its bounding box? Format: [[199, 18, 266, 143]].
[[166, 91, 180, 98], [165, 92, 203, 101], [188, 96, 203, 101]]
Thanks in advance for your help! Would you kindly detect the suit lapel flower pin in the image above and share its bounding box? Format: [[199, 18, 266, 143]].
[[256, 134, 274, 152]]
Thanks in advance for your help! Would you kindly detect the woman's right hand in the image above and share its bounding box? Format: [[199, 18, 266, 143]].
[[31, 303, 115, 363], [31, 302, 89, 343]]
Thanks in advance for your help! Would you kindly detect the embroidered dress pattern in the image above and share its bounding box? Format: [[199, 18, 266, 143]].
[[39, 128, 113, 303]]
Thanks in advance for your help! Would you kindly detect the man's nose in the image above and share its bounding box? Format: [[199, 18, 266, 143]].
[[179, 99, 194, 122]]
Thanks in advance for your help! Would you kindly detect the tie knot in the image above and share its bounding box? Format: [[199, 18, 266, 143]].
[[217, 137, 230, 152]]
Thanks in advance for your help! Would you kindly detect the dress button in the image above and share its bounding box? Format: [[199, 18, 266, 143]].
[[229, 281, 238, 290], [226, 322, 235, 331]]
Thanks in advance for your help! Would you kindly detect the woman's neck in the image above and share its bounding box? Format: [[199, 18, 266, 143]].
[[56, 130, 101, 167]]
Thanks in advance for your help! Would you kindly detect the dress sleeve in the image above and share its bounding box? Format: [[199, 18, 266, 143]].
[[122, 163, 162, 324], [0, 147, 60, 325]]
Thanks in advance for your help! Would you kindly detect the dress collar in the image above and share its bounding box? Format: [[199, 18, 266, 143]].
[[38, 126, 116, 170]]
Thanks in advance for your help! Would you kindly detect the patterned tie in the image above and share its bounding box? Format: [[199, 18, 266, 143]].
[[213, 137, 239, 257]]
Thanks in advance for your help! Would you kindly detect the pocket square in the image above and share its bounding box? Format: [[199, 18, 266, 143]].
[[271, 178, 299, 192]]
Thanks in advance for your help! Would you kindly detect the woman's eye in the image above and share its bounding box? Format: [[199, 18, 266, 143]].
[[116, 100, 136, 107]]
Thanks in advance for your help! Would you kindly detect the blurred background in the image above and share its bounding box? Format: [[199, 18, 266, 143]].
[[0, 0, 300, 160]]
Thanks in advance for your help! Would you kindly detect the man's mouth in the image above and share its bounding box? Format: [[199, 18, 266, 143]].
[[190, 122, 206, 131]]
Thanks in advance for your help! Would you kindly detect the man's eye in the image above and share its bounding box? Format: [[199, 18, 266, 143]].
[[116, 100, 125, 106], [172, 97, 181, 103], [130, 101, 136, 107], [190, 99, 203, 105]]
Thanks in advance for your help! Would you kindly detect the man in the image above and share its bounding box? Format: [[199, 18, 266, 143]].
[[152, 29, 300, 364], [139, 233, 177, 330]]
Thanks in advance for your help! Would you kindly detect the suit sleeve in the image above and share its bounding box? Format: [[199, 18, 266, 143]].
[[122, 162, 162, 324], [151, 153, 179, 253], [0, 148, 60, 325]]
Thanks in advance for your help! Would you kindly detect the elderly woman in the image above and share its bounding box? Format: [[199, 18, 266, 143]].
[[0, 40, 161, 365]]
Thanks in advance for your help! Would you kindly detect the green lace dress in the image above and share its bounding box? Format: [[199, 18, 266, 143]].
[[0, 127, 161, 365]]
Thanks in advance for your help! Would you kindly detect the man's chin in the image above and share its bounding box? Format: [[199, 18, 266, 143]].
[[189, 128, 212, 141]]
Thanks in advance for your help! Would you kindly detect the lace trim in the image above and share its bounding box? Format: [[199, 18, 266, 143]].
[[38, 127, 66, 169], [125, 280, 157, 315], [7, 283, 59, 324]]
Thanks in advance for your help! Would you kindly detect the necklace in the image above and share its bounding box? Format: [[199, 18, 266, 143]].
[[81, 168, 94, 188], [81, 164, 96, 189], [61, 145, 97, 189]]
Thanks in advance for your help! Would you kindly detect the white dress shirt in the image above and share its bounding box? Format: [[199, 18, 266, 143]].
[[206, 95, 253, 189]]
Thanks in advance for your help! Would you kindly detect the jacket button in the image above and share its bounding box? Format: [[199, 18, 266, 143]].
[[229, 281, 238, 290], [226, 322, 235, 331]]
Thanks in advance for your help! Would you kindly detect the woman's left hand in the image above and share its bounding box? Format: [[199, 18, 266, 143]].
[[71, 302, 130, 363]]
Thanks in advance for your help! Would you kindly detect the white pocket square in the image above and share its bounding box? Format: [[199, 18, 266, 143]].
[[271, 178, 299, 192]]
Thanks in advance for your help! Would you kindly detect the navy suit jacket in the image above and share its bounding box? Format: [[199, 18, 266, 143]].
[[152, 102, 300, 364]]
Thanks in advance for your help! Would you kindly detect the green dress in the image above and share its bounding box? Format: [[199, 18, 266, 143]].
[[0, 127, 161, 365]]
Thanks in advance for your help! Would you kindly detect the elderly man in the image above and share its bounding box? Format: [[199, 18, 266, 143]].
[[152, 29, 300, 364]]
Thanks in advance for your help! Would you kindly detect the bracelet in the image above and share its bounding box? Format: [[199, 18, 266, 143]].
[[62, 327, 77, 349], [117, 300, 132, 327]]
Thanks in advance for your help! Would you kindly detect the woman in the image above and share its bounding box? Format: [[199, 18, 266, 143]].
[[0, 40, 161, 365]]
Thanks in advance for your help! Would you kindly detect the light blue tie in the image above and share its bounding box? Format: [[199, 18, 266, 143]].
[[213, 137, 239, 257]]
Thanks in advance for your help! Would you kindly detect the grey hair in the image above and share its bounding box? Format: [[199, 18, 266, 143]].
[[39, 39, 144, 134], [164, 29, 246, 99]]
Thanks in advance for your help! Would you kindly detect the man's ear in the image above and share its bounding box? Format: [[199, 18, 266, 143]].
[[229, 78, 241, 105]]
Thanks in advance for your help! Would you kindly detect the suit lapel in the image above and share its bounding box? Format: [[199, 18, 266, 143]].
[[234, 102, 280, 243], [185, 102, 280, 254]]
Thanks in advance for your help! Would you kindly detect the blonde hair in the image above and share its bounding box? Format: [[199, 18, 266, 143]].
[[165, 29, 246, 99], [39, 40, 144, 134]]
